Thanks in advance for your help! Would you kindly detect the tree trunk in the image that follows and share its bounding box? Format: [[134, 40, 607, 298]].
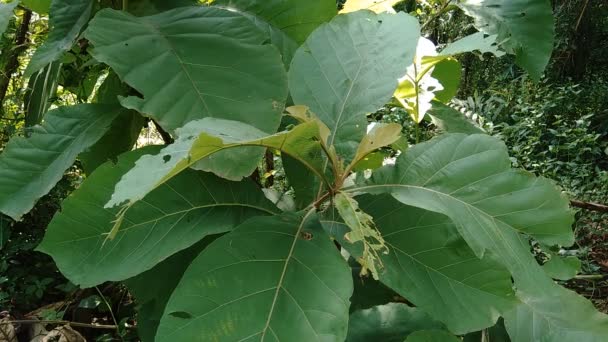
[[0, 9, 32, 112]]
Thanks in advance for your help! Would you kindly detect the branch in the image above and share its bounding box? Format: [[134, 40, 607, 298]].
[[0, 320, 128, 330], [0, 9, 32, 111], [570, 200, 608, 213]]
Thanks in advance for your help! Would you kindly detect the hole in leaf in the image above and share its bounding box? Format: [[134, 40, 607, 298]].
[[163, 155, 171, 163], [300, 231, 313, 241]]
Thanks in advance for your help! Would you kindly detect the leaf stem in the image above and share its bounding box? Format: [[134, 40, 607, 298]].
[[122, 0, 128, 11], [421, 0, 454, 30], [96, 287, 123, 341]]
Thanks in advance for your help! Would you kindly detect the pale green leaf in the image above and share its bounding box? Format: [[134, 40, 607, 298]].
[[208, 0, 336, 44], [348, 123, 402, 173], [0, 1, 19, 37], [106, 118, 329, 212], [24, 61, 61, 127], [347, 303, 446, 342], [25, 0, 94, 76], [0, 104, 124, 220], [457, 0, 554, 81], [324, 195, 516, 333], [84, 7, 288, 134], [37, 147, 278, 287], [405, 330, 460, 342], [156, 212, 353, 342], [542, 255, 581, 281], [440, 32, 505, 57], [289, 11, 420, 161], [356, 133, 608, 340], [341, 0, 401, 13]]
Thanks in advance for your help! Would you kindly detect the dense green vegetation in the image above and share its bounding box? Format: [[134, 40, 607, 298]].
[[0, 0, 606, 341]]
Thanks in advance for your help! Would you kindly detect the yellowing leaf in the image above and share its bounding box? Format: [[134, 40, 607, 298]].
[[335, 192, 388, 279], [341, 0, 401, 13]]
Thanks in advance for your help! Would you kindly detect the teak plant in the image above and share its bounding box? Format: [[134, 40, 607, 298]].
[[0, 0, 607, 341]]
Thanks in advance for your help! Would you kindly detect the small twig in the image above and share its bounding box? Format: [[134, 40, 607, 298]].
[[574, 274, 606, 281], [0, 320, 125, 330], [570, 200, 608, 213], [96, 287, 124, 341], [421, 0, 454, 30]]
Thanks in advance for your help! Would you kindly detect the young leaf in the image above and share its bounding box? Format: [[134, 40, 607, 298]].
[[84, 7, 288, 134], [0, 1, 19, 37], [289, 11, 420, 161], [37, 147, 278, 287], [334, 192, 388, 280], [347, 123, 402, 173], [155, 212, 353, 342], [347, 303, 447, 342], [457, 0, 554, 81], [207, 0, 336, 44], [106, 118, 330, 212], [0, 104, 125, 220], [341, 0, 401, 14], [24, 0, 94, 76], [324, 195, 517, 333], [355, 133, 608, 340], [439, 32, 505, 57]]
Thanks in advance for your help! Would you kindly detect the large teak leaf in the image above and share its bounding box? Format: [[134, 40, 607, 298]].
[[156, 212, 353, 342], [0, 1, 19, 38], [0, 104, 123, 220], [106, 118, 329, 211], [25, 0, 93, 76], [355, 133, 608, 341], [84, 7, 288, 133], [289, 11, 419, 161], [324, 195, 516, 333], [38, 147, 278, 287]]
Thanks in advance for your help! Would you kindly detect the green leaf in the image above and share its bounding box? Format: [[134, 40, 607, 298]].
[[430, 58, 461, 104], [84, 7, 288, 134], [105, 118, 329, 213], [428, 102, 484, 134], [0, 104, 124, 220], [289, 11, 420, 161], [208, 0, 336, 44], [462, 319, 510, 342], [324, 194, 516, 333], [24, 0, 94, 76], [457, 0, 554, 81], [0, 216, 11, 251], [405, 330, 460, 342], [126, 0, 198, 16], [80, 72, 146, 174], [0, 1, 19, 37], [125, 236, 219, 342], [542, 254, 581, 281], [439, 32, 505, 57], [37, 146, 278, 287], [24, 61, 61, 128], [155, 212, 353, 342], [347, 303, 446, 342], [356, 133, 608, 340], [21, 0, 49, 13]]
